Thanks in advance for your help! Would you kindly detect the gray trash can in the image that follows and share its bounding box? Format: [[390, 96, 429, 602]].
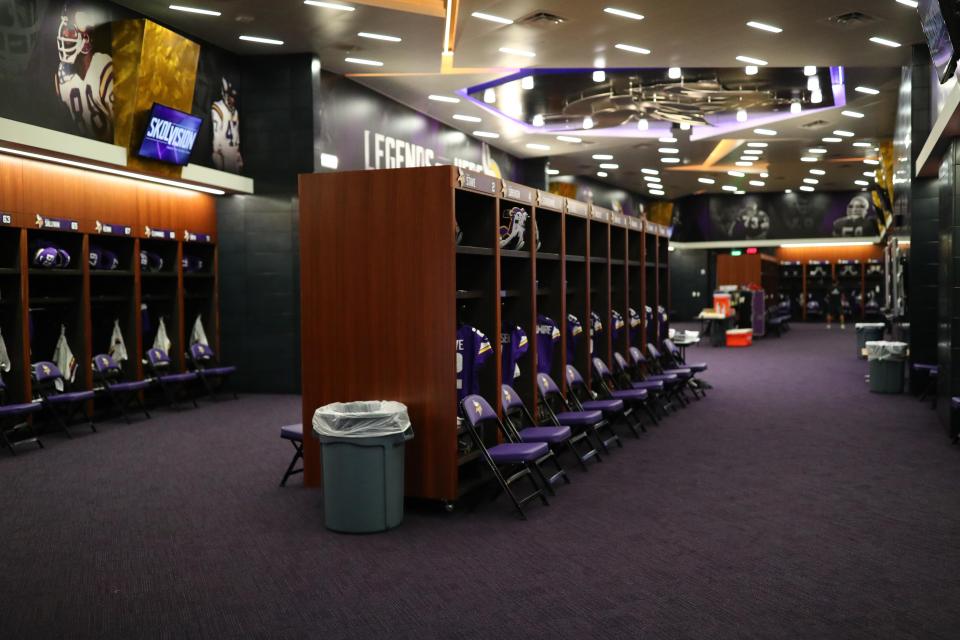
[[312, 401, 413, 533], [855, 323, 885, 359], [866, 341, 907, 394]]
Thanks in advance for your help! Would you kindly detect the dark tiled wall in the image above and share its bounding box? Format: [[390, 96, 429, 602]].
[[937, 144, 959, 428]]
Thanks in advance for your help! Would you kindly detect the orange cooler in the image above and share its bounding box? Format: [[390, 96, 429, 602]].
[[726, 328, 753, 347]]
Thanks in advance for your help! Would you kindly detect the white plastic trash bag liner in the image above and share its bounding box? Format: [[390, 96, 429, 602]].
[[313, 401, 411, 438], [855, 323, 885, 329], [109, 319, 128, 365], [865, 341, 907, 361]]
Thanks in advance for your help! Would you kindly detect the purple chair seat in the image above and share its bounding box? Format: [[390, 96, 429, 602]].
[[487, 441, 549, 464], [0, 402, 42, 417], [281, 423, 303, 442], [555, 410, 603, 426], [663, 368, 693, 378], [201, 365, 237, 377], [645, 373, 679, 383], [108, 380, 152, 393], [518, 426, 572, 444], [159, 372, 199, 384], [683, 363, 709, 373], [629, 380, 664, 392], [45, 390, 95, 404], [581, 398, 625, 413], [609, 388, 649, 402]]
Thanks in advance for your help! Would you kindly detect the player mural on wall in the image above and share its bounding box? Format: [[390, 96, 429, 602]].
[[832, 194, 879, 237], [211, 77, 242, 173], [54, 6, 113, 142]]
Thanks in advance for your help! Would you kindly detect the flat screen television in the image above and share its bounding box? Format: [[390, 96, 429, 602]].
[[136, 103, 202, 166], [918, 0, 960, 84]]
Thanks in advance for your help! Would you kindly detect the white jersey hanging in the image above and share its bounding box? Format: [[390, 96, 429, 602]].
[[52, 324, 77, 391], [154, 317, 172, 354], [190, 314, 209, 346], [109, 318, 128, 365]]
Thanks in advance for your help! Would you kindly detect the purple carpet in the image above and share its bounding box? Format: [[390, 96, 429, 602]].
[[1, 324, 958, 639]]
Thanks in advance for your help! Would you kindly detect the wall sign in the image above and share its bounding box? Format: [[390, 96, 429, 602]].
[[145, 226, 177, 240], [458, 169, 498, 195], [184, 231, 212, 242], [537, 191, 563, 212], [35, 215, 79, 231], [95, 220, 132, 236], [502, 181, 535, 205], [1, 213, 11, 225]]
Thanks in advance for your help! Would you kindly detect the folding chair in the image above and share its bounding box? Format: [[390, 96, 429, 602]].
[[663, 338, 711, 392], [621, 349, 687, 410], [32, 361, 96, 438], [92, 354, 151, 423], [647, 343, 702, 400], [0, 374, 43, 454], [500, 384, 581, 486], [186, 343, 238, 401], [593, 357, 662, 427], [536, 372, 617, 458], [461, 394, 551, 519], [565, 364, 639, 439], [144, 348, 199, 409], [279, 423, 304, 487]]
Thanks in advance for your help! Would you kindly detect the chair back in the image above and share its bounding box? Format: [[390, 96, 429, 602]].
[[145, 348, 172, 372], [499, 385, 530, 440], [461, 394, 497, 428], [564, 365, 591, 408], [32, 361, 65, 397], [536, 373, 569, 422], [189, 343, 215, 363], [628, 346, 645, 366], [92, 354, 121, 376]]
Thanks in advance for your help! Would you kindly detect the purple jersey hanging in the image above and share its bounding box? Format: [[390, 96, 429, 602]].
[[457, 324, 493, 403], [610, 310, 625, 343], [535, 315, 561, 374], [566, 314, 583, 365], [589, 311, 603, 355], [628, 307, 641, 345], [500, 325, 529, 384]]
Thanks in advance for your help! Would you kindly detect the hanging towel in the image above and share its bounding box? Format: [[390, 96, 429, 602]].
[[190, 314, 209, 346], [109, 319, 128, 365], [52, 324, 77, 391], [0, 327, 10, 372], [154, 317, 172, 354]]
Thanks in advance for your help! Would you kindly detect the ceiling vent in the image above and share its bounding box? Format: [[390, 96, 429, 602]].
[[516, 11, 567, 27], [800, 119, 831, 129], [824, 11, 878, 29]]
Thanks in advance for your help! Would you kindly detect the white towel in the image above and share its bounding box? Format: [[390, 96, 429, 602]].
[[109, 319, 128, 365], [52, 324, 76, 391], [190, 314, 209, 346], [153, 317, 172, 354], [0, 327, 10, 372]]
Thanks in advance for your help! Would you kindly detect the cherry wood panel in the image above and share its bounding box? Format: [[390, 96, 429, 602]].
[[775, 245, 883, 264]]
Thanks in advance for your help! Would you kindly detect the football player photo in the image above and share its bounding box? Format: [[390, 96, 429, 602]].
[[212, 77, 242, 173], [738, 200, 770, 240], [54, 8, 114, 142], [833, 194, 879, 237]]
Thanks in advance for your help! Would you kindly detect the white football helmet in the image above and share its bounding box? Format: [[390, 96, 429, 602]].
[[56, 9, 93, 64], [0, 0, 47, 74]]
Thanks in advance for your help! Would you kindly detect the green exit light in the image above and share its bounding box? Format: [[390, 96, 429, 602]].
[[731, 250, 743, 256]]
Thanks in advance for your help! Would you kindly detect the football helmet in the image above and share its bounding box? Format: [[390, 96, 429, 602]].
[[0, 0, 46, 74], [57, 9, 94, 65], [221, 77, 238, 112], [33, 246, 59, 268], [140, 250, 164, 273]]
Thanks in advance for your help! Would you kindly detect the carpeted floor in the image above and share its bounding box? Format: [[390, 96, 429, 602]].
[[1, 324, 959, 639]]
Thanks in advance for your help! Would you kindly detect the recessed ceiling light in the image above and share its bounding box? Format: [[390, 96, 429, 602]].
[[799, 185, 815, 192], [649, 190, 665, 196], [801, 156, 818, 162], [699, 177, 716, 184], [641, 169, 659, 175], [599, 163, 619, 169], [583, 116, 595, 129], [810, 169, 826, 175], [556, 135, 582, 143], [842, 110, 865, 119], [746, 20, 782, 33], [722, 185, 738, 192], [499, 46, 536, 58], [808, 148, 828, 154], [735, 190, 746, 195], [304, 0, 354, 10], [428, 94, 459, 104], [747, 142, 768, 148], [604, 7, 645, 20], [736, 108, 748, 122], [853, 141, 873, 148], [358, 31, 401, 42], [680, 122, 692, 131], [521, 76, 535, 90], [661, 157, 681, 163], [659, 136, 677, 143], [593, 154, 614, 160], [321, 153, 339, 169], [754, 128, 777, 136], [728, 170, 746, 177], [645, 176, 662, 183], [637, 118, 649, 130], [790, 101, 802, 114], [593, 70, 606, 83], [597, 171, 608, 177], [822, 137, 842, 143], [760, 172, 769, 178], [742, 149, 762, 155], [532, 114, 545, 127], [745, 65, 759, 75], [803, 65, 817, 76], [811, 90, 823, 104], [615, 43, 651, 55], [527, 143, 550, 151], [785, 189, 793, 193], [834, 130, 855, 137], [453, 114, 482, 122], [855, 179, 870, 186], [855, 86, 880, 95], [471, 11, 513, 24], [658, 148, 679, 154], [869, 36, 901, 48], [169, 4, 221, 15], [736, 55, 768, 66], [749, 180, 766, 187], [483, 88, 496, 103], [864, 158, 880, 165], [668, 67, 682, 79], [736, 161, 754, 167], [344, 56, 382, 65], [546, 168, 560, 176], [803, 178, 819, 185], [896, 0, 919, 7], [473, 131, 500, 139], [863, 170, 876, 177], [240, 35, 285, 45]]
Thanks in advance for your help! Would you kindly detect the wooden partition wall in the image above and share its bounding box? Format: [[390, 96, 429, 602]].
[[0, 154, 218, 407], [298, 166, 671, 505]]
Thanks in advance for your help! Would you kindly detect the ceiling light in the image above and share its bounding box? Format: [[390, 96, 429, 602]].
[[668, 67, 682, 79], [799, 185, 815, 192], [855, 179, 870, 186], [659, 136, 678, 143], [546, 168, 560, 176], [240, 35, 285, 45], [863, 170, 876, 177], [754, 128, 777, 136], [855, 86, 880, 95], [680, 122, 692, 131], [736, 55, 768, 66], [806, 77, 821, 92], [822, 137, 842, 143], [853, 141, 873, 148], [808, 148, 827, 154], [746, 21, 782, 33], [834, 130, 855, 137], [760, 172, 769, 179], [169, 5, 221, 16], [661, 157, 681, 163], [810, 90, 823, 104], [429, 94, 459, 104], [526, 143, 550, 151], [453, 114, 482, 123], [304, 1, 354, 10], [597, 171, 608, 177], [649, 189, 665, 196], [637, 118, 649, 130], [699, 177, 716, 184], [583, 116, 595, 129], [783, 240, 876, 248], [604, 7, 645, 20], [532, 114, 545, 127], [810, 169, 826, 175], [790, 101, 802, 114], [842, 110, 865, 118], [593, 70, 606, 82], [358, 31, 401, 42], [728, 170, 746, 177], [593, 154, 614, 160], [735, 190, 746, 195], [499, 47, 536, 58], [644, 176, 662, 182], [785, 189, 793, 193], [869, 36, 901, 48], [659, 147, 679, 154], [471, 11, 513, 24], [896, 0, 919, 7], [483, 88, 496, 103], [319, 153, 339, 169], [473, 131, 500, 139], [749, 180, 766, 187], [803, 178, 819, 185], [864, 158, 880, 165], [737, 108, 748, 122], [742, 148, 762, 154], [736, 161, 754, 167], [521, 75, 535, 90], [722, 185, 738, 192], [557, 135, 582, 143], [344, 56, 383, 65], [615, 43, 651, 55], [801, 156, 818, 162], [804, 65, 817, 76], [599, 163, 619, 169], [641, 168, 659, 175], [747, 142, 768, 148], [745, 65, 759, 76]]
